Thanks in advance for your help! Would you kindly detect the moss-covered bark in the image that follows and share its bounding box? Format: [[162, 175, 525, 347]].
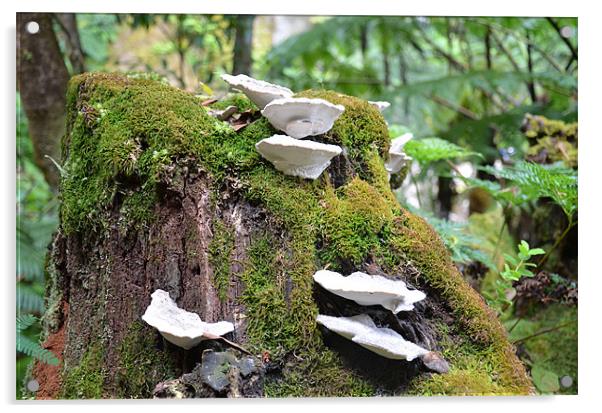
[[33, 73, 532, 398]]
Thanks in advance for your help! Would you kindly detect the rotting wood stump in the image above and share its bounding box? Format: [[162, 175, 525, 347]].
[[29, 73, 533, 399]]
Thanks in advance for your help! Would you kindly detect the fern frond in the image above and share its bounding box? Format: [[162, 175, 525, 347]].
[[16, 334, 59, 366], [17, 283, 45, 314], [16, 314, 37, 332], [480, 161, 577, 218]]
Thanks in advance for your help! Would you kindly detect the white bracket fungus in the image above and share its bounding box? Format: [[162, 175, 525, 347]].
[[261, 97, 345, 139], [316, 314, 428, 361], [142, 289, 234, 350], [220, 74, 293, 109], [368, 101, 391, 112], [313, 270, 426, 313], [255, 134, 342, 180], [385, 132, 413, 174]]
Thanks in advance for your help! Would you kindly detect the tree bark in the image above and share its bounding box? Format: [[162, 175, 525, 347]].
[[29, 73, 533, 399], [232, 15, 255, 76], [54, 13, 86, 74], [17, 13, 70, 189]]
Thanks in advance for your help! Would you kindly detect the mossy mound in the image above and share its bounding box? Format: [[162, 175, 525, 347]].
[[522, 113, 578, 168], [55, 72, 532, 397]]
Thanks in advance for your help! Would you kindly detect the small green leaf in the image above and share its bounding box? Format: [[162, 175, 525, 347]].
[[503, 253, 517, 265], [529, 248, 545, 256], [518, 240, 530, 255]]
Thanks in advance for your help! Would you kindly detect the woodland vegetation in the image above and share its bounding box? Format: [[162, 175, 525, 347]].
[[16, 14, 577, 398]]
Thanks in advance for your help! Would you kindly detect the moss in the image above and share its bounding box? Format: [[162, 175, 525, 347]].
[[115, 321, 177, 398], [388, 210, 532, 393], [211, 92, 258, 112], [265, 349, 374, 397], [321, 177, 394, 267], [61, 74, 532, 396], [208, 219, 235, 301], [412, 369, 503, 396], [241, 169, 375, 396], [296, 89, 390, 177], [522, 114, 578, 168], [61, 343, 105, 399], [60, 73, 234, 234]]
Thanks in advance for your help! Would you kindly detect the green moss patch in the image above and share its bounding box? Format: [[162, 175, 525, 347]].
[[61, 343, 105, 399], [208, 219, 235, 301], [321, 177, 394, 267], [115, 321, 177, 398], [389, 211, 532, 393]]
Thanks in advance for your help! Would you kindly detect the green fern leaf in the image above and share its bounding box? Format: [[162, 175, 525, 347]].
[[16, 315, 59, 366], [17, 283, 45, 314], [480, 161, 577, 218], [16, 334, 59, 366], [16, 314, 37, 332]]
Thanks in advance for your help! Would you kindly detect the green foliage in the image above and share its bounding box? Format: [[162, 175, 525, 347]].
[[17, 94, 61, 394], [77, 14, 119, 71], [480, 161, 577, 220], [16, 315, 59, 366], [404, 137, 481, 165], [506, 304, 577, 394], [406, 204, 495, 270], [61, 344, 105, 399], [485, 240, 545, 313], [264, 16, 576, 141]]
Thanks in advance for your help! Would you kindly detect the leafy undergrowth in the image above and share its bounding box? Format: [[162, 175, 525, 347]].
[[506, 304, 577, 394]]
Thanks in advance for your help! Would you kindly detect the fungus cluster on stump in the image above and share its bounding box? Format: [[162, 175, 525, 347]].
[[31, 71, 533, 399]]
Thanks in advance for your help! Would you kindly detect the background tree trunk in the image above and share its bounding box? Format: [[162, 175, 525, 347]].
[[54, 13, 86, 74], [17, 13, 70, 189], [232, 15, 255, 76]]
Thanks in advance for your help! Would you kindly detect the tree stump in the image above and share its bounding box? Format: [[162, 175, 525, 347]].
[[30, 73, 532, 398]]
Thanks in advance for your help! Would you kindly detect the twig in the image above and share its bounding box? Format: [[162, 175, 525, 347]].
[[546, 18, 578, 68], [470, 18, 564, 73], [490, 204, 510, 265], [429, 94, 478, 120], [205, 333, 253, 356], [512, 322, 573, 345], [490, 31, 521, 72], [526, 30, 537, 104], [507, 317, 522, 333], [410, 171, 423, 208], [537, 219, 576, 271]]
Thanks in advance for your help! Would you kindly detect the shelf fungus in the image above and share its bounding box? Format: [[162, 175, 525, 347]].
[[142, 289, 234, 350], [368, 100, 391, 112], [261, 97, 345, 139], [220, 73, 293, 109], [313, 270, 426, 313], [317, 314, 429, 361], [385, 132, 413, 174], [255, 134, 342, 180]]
